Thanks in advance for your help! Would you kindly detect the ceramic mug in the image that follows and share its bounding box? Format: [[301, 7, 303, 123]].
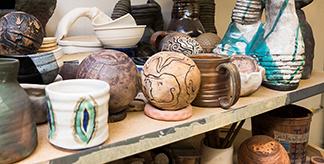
[[191, 54, 241, 109], [45, 79, 110, 150]]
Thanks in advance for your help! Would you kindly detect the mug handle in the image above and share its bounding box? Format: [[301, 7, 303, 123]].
[[150, 31, 169, 49], [216, 63, 241, 109]]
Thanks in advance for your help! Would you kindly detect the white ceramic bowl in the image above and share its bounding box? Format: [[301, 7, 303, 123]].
[[45, 79, 110, 150], [240, 66, 265, 96], [92, 13, 136, 29], [94, 25, 146, 48]]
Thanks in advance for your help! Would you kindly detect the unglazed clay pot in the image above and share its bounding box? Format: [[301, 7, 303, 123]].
[[150, 31, 203, 56], [0, 11, 44, 55], [196, 33, 221, 53], [141, 51, 201, 110], [76, 50, 138, 115], [0, 59, 37, 163], [238, 135, 290, 164]]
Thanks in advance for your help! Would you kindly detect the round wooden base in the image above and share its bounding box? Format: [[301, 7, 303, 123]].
[[144, 103, 192, 121]]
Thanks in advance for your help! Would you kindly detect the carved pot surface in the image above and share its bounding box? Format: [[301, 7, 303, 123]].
[[76, 50, 138, 114], [141, 51, 201, 110], [238, 135, 290, 164], [0, 11, 44, 55]]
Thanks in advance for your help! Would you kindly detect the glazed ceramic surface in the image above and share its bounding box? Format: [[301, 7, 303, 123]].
[[0, 59, 37, 163], [92, 13, 134, 28], [191, 54, 241, 109], [238, 135, 290, 164], [231, 55, 264, 96], [150, 31, 203, 56], [144, 103, 193, 121], [199, 0, 217, 33], [94, 25, 145, 48], [0, 48, 59, 84], [45, 79, 110, 150], [0, 11, 44, 55], [168, 0, 205, 37], [141, 51, 201, 110], [0, 0, 56, 28], [58, 36, 103, 54], [76, 50, 138, 114]]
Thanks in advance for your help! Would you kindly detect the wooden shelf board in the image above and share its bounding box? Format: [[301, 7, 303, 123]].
[[19, 72, 324, 164]]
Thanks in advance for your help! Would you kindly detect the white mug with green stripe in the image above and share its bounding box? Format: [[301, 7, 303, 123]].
[[45, 79, 110, 150]]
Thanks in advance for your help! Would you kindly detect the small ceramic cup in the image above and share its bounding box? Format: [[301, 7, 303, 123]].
[[45, 79, 110, 150]]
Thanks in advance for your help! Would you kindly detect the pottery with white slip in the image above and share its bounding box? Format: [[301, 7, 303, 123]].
[[45, 79, 110, 150]]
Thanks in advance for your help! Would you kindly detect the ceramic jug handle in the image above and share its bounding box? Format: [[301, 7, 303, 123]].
[[216, 63, 241, 109], [150, 31, 169, 49]]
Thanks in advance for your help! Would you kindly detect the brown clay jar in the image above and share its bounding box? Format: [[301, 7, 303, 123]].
[[76, 50, 138, 114], [238, 135, 290, 164]]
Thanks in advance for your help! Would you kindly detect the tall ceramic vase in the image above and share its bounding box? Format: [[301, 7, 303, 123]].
[[257, 0, 305, 91], [0, 59, 37, 163]]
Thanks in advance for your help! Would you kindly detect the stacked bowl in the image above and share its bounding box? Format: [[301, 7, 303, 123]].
[[92, 13, 145, 48]]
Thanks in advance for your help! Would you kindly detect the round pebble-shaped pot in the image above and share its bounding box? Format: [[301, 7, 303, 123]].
[[45, 79, 110, 150], [0, 11, 45, 55], [238, 135, 290, 164], [76, 50, 138, 114], [0, 59, 37, 163], [141, 51, 201, 110]]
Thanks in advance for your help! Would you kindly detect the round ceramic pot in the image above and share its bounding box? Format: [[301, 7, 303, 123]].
[[0, 49, 59, 84], [0, 58, 37, 163], [45, 79, 110, 150], [141, 51, 201, 111], [150, 31, 203, 56], [200, 138, 234, 164]]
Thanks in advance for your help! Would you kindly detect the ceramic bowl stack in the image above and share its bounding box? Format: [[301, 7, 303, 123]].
[[258, 54, 305, 91], [92, 13, 145, 48], [38, 37, 59, 52]]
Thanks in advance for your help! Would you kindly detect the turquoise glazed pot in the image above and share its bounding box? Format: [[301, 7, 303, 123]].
[[0, 59, 37, 163]]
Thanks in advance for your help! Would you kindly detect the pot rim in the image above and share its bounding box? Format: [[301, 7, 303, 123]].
[[190, 53, 230, 61]]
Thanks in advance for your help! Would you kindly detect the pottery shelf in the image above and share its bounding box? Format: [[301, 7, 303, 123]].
[[19, 72, 324, 164]]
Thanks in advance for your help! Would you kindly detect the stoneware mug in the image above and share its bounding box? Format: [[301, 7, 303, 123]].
[[45, 79, 110, 150], [191, 54, 241, 109]]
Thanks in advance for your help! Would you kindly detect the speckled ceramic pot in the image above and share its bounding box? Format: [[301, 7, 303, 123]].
[[45, 79, 110, 150], [238, 135, 290, 164], [141, 51, 201, 110], [76, 50, 138, 115], [0, 58, 37, 163]]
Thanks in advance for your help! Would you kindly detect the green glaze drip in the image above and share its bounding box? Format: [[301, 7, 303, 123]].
[[292, 26, 301, 61], [74, 97, 96, 144], [264, 0, 289, 40], [47, 99, 55, 139]]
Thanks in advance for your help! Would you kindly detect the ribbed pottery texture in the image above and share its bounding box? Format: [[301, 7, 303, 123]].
[[45, 79, 110, 150]]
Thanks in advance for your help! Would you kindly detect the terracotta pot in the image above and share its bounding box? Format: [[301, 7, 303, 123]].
[[191, 54, 241, 109], [141, 51, 201, 111], [150, 31, 203, 56], [0, 58, 37, 163], [252, 105, 313, 164], [238, 135, 290, 164], [76, 50, 138, 115]]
